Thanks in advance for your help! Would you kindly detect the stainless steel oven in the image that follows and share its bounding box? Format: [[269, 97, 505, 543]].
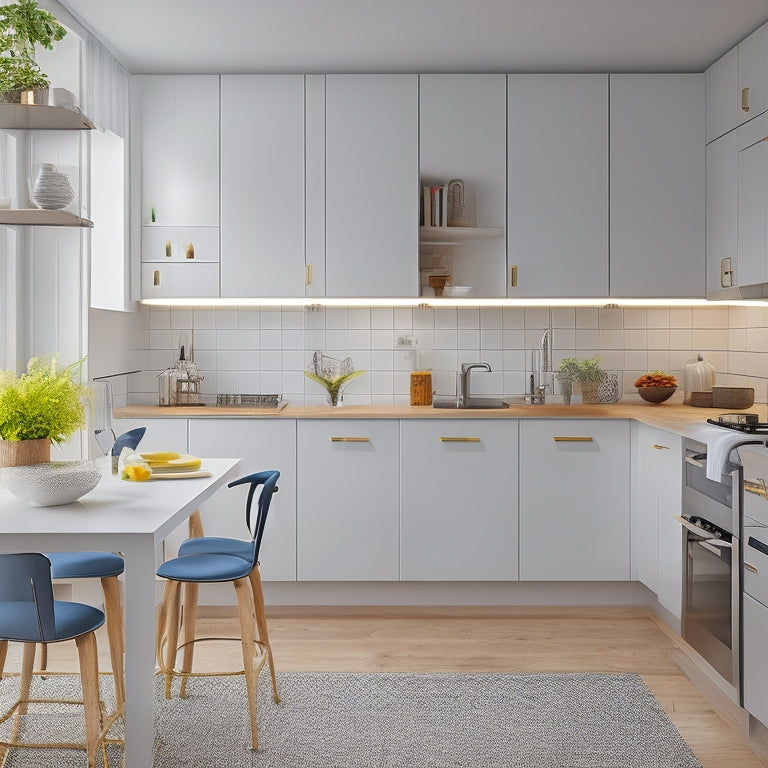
[[677, 439, 741, 696]]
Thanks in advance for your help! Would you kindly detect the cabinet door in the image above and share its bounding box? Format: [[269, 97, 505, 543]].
[[706, 132, 738, 296], [325, 75, 419, 297], [400, 420, 518, 580], [633, 423, 659, 592], [188, 419, 297, 581], [737, 114, 768, 288], [112, 418, 188, 454], [141, 263, 219, 298], [738, 22, 768, 126], [655, 433, 683, 621], [138, 75, 219, 226], [420, 74, 507, 297], [297, 420, 399, 580], [519, 420, 630, 581], [609, 75, 705, 298], [706, 47, 738, 143], [220, 75, 307, 297], [507, 74, 608, 297]]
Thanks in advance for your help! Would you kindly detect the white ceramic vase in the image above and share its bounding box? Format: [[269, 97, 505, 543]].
[[31, 163, 75, 210]]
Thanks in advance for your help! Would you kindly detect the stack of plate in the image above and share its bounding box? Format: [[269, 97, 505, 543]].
[[140, 452, 202, 474]]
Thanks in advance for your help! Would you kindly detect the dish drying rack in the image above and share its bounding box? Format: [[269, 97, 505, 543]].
[[215, 393, 287, 409]]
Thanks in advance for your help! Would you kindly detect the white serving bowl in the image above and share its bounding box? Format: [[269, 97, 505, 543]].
[[0, 461, 102, 506]]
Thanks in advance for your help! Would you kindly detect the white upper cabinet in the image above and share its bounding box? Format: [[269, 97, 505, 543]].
[[507, 75, 608, 298], [706, 47, 738, 143], [609, 74, 705, 298], [220, 75, 307, 298], [706, 131, 738, 296], [325, 75, 419, 297], [738, 22, 768, 127], [137, 76, 219, 227], [737, 112, 768, 288], [419, 74, 506, 298]]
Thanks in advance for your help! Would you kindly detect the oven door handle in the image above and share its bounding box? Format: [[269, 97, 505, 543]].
[[685, 453, 706, 468], [673, 515, 733, 546]]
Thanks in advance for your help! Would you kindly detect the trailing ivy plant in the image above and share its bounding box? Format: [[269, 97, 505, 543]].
[[0, 357, 89, 444], [0, 0, 66, 93]]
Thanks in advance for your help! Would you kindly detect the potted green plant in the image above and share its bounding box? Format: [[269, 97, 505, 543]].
[[0, 356, 89, 466], [305, 351, 365, 407], [558, 355, 606, 404], [0, 0, 67, 103]]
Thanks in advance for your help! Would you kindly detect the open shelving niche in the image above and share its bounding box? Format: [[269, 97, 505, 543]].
[[419, 226, 504, 296], [0, 103, 94, 228]]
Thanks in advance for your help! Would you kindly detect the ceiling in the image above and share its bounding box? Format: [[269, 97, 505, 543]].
[[59, 0, 768, 75]]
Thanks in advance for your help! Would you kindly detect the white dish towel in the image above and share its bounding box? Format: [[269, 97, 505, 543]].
[[688, 425, 764, 481]]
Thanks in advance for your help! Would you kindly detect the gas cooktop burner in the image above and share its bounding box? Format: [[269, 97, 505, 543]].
[[707, 413, 768, 433]]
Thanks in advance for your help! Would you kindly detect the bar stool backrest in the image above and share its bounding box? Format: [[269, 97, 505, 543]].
[[0, 552, 56, 642], [228, 470, 280, 560]]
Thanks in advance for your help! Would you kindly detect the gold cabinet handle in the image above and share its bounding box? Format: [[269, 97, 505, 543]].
[[185, 243, 195, 259], [553, 436, 593, 442], [153, 269, 161, 287], [652, 444, 669, 450], [742, 86, 750, 112], [329, 436, 369, 443], [165, 240, 172, 258], [440, 437, 481, 443], [306, 264, 313, 285], [509, 265, 518, 288], [745, 562, 758, 575]]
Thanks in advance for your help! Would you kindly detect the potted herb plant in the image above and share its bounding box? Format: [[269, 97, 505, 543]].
[[0, 0, 67, 103], [558, 355, 606, 404], [0, 356, 89, 466]]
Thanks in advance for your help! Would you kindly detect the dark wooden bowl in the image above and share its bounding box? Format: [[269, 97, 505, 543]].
[[637, 386, 677, 404]]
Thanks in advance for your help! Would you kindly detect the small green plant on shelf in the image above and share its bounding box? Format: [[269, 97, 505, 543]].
[[0, 0, 66, 97], [558, 355, 606, 404]]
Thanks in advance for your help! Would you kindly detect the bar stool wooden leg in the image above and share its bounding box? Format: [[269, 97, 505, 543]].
[[100, 575, 125, 713], [18, 642, 35, 716], [234, 577, 260, 750], [249, 566, 280, 703], [158, 580, 181, 699], [179, 581, 199, 699], [75, 631, 102, 768], [0, 640, 8, 681]]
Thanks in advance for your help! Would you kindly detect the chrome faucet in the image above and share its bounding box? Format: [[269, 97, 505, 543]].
[[459, 362, 491, 407]]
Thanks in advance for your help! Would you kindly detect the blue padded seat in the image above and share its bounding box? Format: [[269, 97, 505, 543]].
[[157, 548, 256, 583], [178, 536, 255, 561], [46, 551, 124, 579]]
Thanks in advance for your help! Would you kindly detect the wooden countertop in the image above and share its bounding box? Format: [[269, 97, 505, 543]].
[[114, 402, 768, 439]]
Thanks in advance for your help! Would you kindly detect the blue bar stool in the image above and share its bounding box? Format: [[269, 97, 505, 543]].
[[42, 551, 126, 715], [155, 470, 280, 750], [0, 553, 110, 768]]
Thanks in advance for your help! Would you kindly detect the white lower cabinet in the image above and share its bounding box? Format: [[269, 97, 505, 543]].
[[400, 420, 519, 580], [633, 423, 683, 619], [187, 419, 297, 581], [297, 420, 399, 580], [743, 594, 768, 727], [112, 417, 188, 454], [519, 420, 631, 581]]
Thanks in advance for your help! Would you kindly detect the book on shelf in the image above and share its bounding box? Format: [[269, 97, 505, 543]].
[[421, 183, 449, 227]]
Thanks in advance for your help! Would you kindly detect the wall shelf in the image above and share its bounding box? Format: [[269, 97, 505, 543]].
[[419, 226, 504, 245], [0, 103, 94, 131], [0, 209, 93, 228]]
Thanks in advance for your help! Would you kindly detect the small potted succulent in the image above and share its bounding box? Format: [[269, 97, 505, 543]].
[[0, 356, 89, 466], [558, 355, 606, 404], [0, 0, 67, 103]]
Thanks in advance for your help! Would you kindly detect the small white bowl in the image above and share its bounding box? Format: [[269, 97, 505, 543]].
[[443, 286, 472, 297], [0, 461, 102, 506]]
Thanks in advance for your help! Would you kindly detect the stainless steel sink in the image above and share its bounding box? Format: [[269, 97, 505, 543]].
[[432, 396, 510, 409]]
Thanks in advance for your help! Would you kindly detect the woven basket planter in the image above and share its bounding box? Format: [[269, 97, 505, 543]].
[[0, 438, 51, 468]]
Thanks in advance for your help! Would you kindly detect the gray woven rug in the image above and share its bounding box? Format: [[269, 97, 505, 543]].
[[0, 671, 702, 768]]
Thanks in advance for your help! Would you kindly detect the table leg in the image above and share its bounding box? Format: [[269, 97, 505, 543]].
[[122, 539, 158, 768]]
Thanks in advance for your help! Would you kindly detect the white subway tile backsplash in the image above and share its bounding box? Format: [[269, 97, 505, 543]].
[[131, 302, 768, 405]]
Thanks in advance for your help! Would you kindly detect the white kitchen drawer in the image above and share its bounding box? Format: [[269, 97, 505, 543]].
[[142, 226, 219, 263], [744, 521, 768, 606], [743, 593, 768, 727], [141, 262, 219, 298]]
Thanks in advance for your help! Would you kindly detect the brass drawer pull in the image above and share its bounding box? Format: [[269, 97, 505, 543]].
[[652, 444, 669, 450], [745, 562, 759, 575], [329, 437, 369, 443], [153, 269, 161, 287], [742, 86, 750, 112], [185, 242, 195, 259], [509, 265, 518, 288], [165, 240, 172, 258], [440, 437, 480, 443], [306, 264, 313, 285], [553, 436, 593, 442]]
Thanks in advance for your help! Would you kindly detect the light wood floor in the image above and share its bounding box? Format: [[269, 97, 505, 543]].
[[18, 606, 768, 768]]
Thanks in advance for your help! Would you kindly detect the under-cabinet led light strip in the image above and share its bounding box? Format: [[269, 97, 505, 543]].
[[140, 297, 768, 308]]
